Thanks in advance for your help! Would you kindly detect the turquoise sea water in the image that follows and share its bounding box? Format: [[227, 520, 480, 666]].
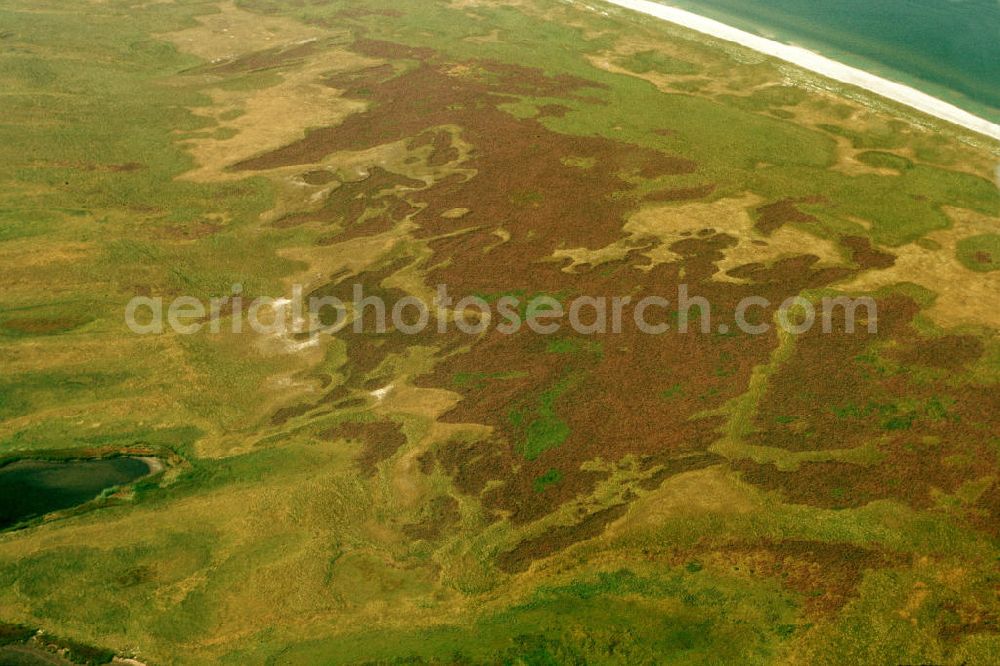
[[661, 0, 1000, 124]]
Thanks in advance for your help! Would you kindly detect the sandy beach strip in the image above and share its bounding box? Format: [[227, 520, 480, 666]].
[[602, 0, 1000, 142]]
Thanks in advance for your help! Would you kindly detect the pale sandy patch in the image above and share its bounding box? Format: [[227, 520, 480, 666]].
[[835, 206, 1000, 329], [164, 2, 375, 181], [553, 194, 845, 280], [137, 456, 165, 475], [0, 240, 92, 269], [608, 467, 757, 536], [164, 1, 324, 62], [178, 72, 368, 182]]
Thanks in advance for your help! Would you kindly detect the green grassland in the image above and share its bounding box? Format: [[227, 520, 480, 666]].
[[0, 0, 997, 664]]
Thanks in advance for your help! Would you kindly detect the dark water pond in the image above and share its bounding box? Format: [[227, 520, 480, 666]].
[[0, 457, 154, 530]]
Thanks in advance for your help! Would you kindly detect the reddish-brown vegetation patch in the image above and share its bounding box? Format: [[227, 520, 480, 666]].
[[537, 104, 570, 118], [301, 169, 336, 185], [725, 253, 854, 289], [316, 384, 348, 403], [893, 334, 984, 370], [938, 600, 1000, 643], [737, 288, 999, 514], [496, 503, 629, 573], [409, 129, 459, 167], [270, 402, 313, 426], [970, 480, 1000, 537], [636, 153, 697, 178], [324, 63, 398, 98], [322, 419, 407, 476], [840, 235, 896, 270], [207, 41, 320, 75], [249, 46, 778, 529], [1, 316, 91, 336], [644, 183, 716, 202], [402, 495, 461, 540], [306, 260, 466, 390], [435, 437, 511, 497], [334, 197, 419, 242], [55, 161, 145, 173], [274, 167, 422, 230], [335, 7, 403, 19], [714, 540, 907, 615], [198, 40, 319, 76], [638, 453, 725, 490], [229, 36, 995, 568], [106, 162, 144, 172], [736, 414, 999, 510], [754, 196, 824, 235], [973, 250, 993, 266], [747, 293, 917, 454]]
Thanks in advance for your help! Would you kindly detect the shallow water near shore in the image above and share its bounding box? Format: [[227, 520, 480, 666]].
[[0, 457, 155, 530], [661, 0, 1000, 124]]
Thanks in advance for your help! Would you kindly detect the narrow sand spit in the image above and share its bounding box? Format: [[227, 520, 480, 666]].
[[136, 456, 165, 475], [602, 0, 1000, 142]]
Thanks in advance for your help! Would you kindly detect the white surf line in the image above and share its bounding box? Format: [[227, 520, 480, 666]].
[[601, 0, 1000, 143]]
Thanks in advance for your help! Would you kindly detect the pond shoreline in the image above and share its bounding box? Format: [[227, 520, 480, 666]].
[[0, 451, 173, 532]]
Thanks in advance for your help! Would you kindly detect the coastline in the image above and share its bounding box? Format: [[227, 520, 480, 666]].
[[602, 0, 1000, 143]]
